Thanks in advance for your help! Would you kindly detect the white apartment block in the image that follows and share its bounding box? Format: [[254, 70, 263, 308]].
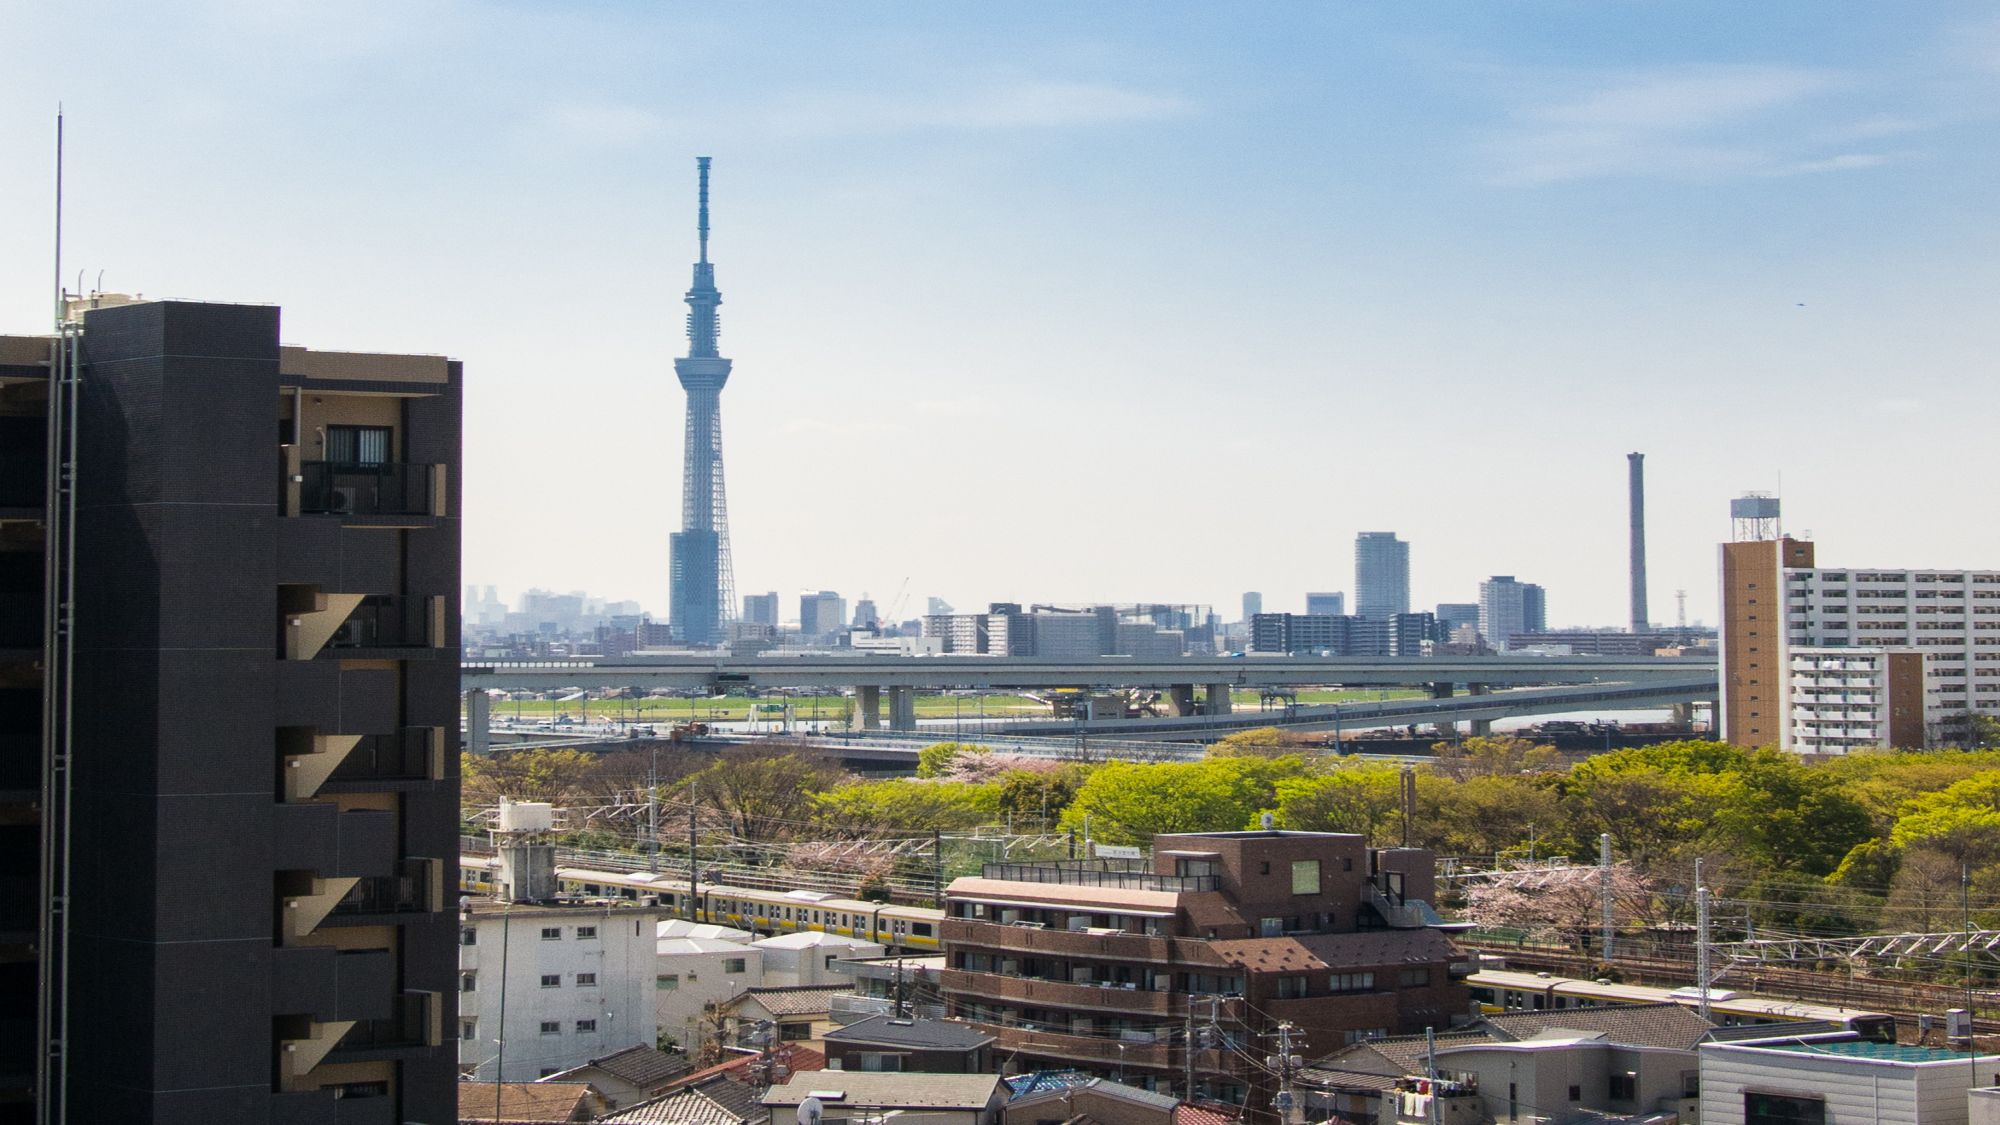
[[457, 902, 664, 1081], [1787, 647, 1925, 755], [1782, 568, 2000, 733], [655, 937, 764, 1054]]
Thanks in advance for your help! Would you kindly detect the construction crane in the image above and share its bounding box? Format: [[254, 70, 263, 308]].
[[883, 576, 912, 625]]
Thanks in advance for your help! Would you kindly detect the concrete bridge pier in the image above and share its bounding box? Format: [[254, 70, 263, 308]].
[[466, 688, 491, 755], [888, 686, 917, 732], [1169, 684, 1197, 717], [1465, 682, 1492, 737], [856, 685, 881, 730], [1670, 702, 1694, 727], [1205, 683, 1233, 716]]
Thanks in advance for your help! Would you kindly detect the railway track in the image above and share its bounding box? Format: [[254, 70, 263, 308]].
[[1463, 939, 2000, 1036]]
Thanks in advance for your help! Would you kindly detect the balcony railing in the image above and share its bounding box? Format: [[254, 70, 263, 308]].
[[326, 728, 441, 784], [325, 596, 433, 650], [331, 859, 439, 916], [335, 991, 440, 1051], [299, 461, 435, 518], [981, 860, 1218, 893]]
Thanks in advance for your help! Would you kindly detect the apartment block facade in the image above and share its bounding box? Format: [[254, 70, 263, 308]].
[[0, 298, 461, 1124], [938, 832, 1471, 1120], [1721, 533, 1997, 750]]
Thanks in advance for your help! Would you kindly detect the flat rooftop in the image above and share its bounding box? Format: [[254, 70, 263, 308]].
[[1757, 1040, 1993, 1064]]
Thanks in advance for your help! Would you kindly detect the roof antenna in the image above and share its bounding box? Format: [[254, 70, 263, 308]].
[[52, 105, 63, 328], [696, 155, 712, 265]]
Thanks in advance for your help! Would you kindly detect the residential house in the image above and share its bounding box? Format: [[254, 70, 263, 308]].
[[541, 1045, 693, 1112], [823, 1016, 995, 1074], [764, 1072, 1008, 1125]]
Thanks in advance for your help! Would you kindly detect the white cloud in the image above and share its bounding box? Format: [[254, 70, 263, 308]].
[[1483, 64, 1893, 185], [531, 100, 670, 146], [759, 80, 1189, 137]]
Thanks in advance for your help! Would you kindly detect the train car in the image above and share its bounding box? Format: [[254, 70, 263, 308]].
[[456, 854, 943, 950], [1466, 969, 1893, 1039]]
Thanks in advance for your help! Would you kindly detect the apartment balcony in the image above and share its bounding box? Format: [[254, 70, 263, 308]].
[[273, 945, 396, 1023], [283, 458, 442, 526], [280, 589, 443, 661], [942, 968, 1183, 1016], [330, 858, 445, 918], [942, 919, 1196, 964], [323, 596, 439, 652], [330, 990, 443, 1055], [323, 728, 445, 788]]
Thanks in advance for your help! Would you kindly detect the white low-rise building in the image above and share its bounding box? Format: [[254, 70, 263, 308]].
[[655, 937, 765, 1054], [1700, 1034, 2000, 1125], [754, 931, 885, 987], [458, 900, 665, 1081], [1787, 646, 1926, 754]]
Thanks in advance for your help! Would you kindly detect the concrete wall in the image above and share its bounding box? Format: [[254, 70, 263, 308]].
[[654, 944, 764, 1054]]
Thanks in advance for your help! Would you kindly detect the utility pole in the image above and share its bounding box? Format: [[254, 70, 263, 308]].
[[646, 738, 660, 873], [1270, 1022, 1302, 1125], [1183, 995, 1199, 1102], [1400, 767, 1416, 847], [1598, 833, 1614, 962], [932, 830, 944, 907], [688, 782, 700, 922], [1425, 1026, 1441, 1125], [1695, 858, 1712, 1024]]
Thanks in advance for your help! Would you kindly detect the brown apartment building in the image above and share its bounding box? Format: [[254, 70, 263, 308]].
[[1719, 536, 1816, 746], [938, 831, 1472, 1120]]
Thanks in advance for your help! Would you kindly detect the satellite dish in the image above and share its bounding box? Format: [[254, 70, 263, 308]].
[[800, 1097, 824, 1125]]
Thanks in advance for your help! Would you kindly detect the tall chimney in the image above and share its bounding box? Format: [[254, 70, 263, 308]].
[[1628, 452, 1648, 633]]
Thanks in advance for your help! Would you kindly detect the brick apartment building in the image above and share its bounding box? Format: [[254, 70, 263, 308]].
[[938, 831, 1472, 1119]]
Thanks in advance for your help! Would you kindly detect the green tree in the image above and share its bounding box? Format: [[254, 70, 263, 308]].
[[684, 749, 849, 840], [1059, 757, 1310, 845], [917, 742, 986, 778], [1430, 735, 1566, 780], [1267, 763, 1404, 840], [1426, 773, 1563, 858], [812, 779, 1001, 835], [993, 764, 1094, 829], [1206, 727, 1296, 758]]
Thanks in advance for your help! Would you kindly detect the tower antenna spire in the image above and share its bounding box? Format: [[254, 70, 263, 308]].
[[697, 155, 711, 265]]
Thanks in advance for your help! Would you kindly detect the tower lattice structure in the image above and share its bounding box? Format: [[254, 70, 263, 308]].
[[669, 156, 736, 644]]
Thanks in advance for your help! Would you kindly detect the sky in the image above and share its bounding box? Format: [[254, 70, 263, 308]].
[[5, 3, 1999, 628]]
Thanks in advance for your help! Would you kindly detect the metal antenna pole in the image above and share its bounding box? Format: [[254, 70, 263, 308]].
[[688, 783, 700, 921], [1695, 859, 1712, 1024], [1599, 833, 1614, 962], [696, 155, 711, 265], [646, 740, 660, 873]]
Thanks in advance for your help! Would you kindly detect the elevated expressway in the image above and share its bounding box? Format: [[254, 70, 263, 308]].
[[462, 654, 1717, 749]]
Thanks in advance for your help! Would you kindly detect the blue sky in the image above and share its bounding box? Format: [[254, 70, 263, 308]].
[[5, 3, 1998, 626]]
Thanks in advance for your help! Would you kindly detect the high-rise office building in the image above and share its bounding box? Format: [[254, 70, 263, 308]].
[[1240, 592, 1262, 622], [1435, 603, 1480, 637], [2, 297, 461, 1123], [669, 157, 738, 646], [741, 591, 779, 626], [798, 590, 846, 639], [1354, 532, 1410, 619], [1478, 576, 1547, 651], [851, 597, 879, 631], [1305, 591, 1345, 617]]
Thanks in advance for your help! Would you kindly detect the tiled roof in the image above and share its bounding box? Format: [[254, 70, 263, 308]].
[[1481, 1003, 1715, 1051], [668, 1044, 827, 1090], [1175, 1101, 1247, 1125], [576, 1045, 695, 1088], [1210, 928, 1458, 973], [1298, 1067, 1405, 1094], [602, 1075, 764, 1125], [1010, 1079, 1179, 1113], [824, 1015, 995, 1051], [458, 1081, 593, 1123], [1318, 1032, 1492, 1076], [736, 984, 852, 1018], [764, 1071, 1005, 1109]]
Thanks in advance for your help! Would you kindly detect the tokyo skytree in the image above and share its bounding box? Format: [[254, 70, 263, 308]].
[[668, 156, 735, 645]]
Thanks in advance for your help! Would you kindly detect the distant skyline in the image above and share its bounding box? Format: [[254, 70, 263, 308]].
[[6, 3, 2000, 628]]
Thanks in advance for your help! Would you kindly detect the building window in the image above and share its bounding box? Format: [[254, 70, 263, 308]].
[[460, 928, 477, 946], [780, 1023, 812, 1041], [1744, 1092, 1824, 1125], [1609, 1074, 1637, 1102], [725, 958, 747, 974], [1277, 976, 1309, 999], [1259, 917, 1283, 937], [540, 974, 561, 988], [1330, 972, 1376, 993], [539, 1021, 561, 1036], [576, 926, 597, 940], [325, 424, 392, 465], [576, 972, 597, 987], [1290, 860, 1320, 895], [540, 927, 562, 941], [539, 1068, 558, 1078], [1398, 968, 1430, 988], [576, 1019, 597, 1034], [1342, 1028, 1388, 1044], [460, 1020, 476, 1041], [460, 972, 476, 993], [658, 974, 680, 990], [1568, 1085, 1581, 1102], [1260, 862, 1271, 875]]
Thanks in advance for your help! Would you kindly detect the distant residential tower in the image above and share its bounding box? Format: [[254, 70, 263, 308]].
[[1354, 531, 1410, 619], [669, 156, 737, 645]]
